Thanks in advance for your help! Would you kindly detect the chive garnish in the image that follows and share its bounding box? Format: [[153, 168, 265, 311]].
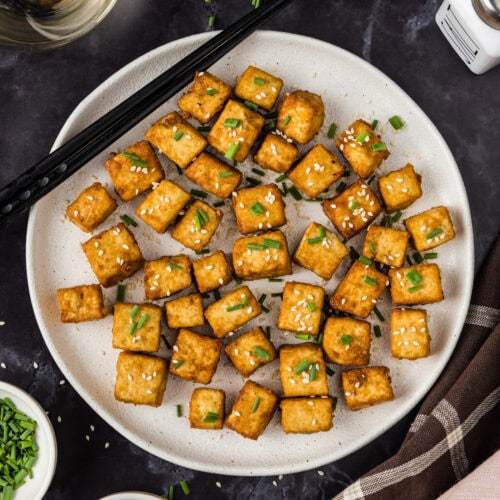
[[117, 284, 126, 302], [225, 142, 240, 160], [349, 201, 360, 211], [294, 359, 311, 374], [359, 255, 372, 266], [258, 294, 267, 304], [308, 363, 317, 382], [246, 177, 261, 186], [288, 185, 303, 201], [253, 77, 266, 85], [123, 151, 148, 168], [317, 331, 324, 344], [305, 197, 323, 202], [197, 125, 212, 132], [173, 360, 184, 370], [129, 305, 139, 318], [252, 168, 265, 176], [203, 411, 219, 423], [340, 335, 353, 345], [233, 275, 243, 284], [168, 262, 184, 271], [198, 208, 209, 224], [180, 479, 190, 495], [219, 171, 234, 178], [224, 118, 241, 128], [120, 214, 138, 227], [409, 284, 423, 292], [190, 188, 207, 199], [426, 228, 443, 239], [226, 303, 245, 312], [373, 306, 385, 322], [389, 115, 404, 130], [369, 241, 376, 254], [268, 278, 283, 282], [371, 142, 387, 152], [263, 238, 280, 249], [213, 201, 225, 208], [282, 115, 291, 126], [173, 130, 184, 141], [176, 404, 182, 417], [371, 119, 379, 130], [327, 122, 337, 138], [213, 289, 221, 301], [244, 100, 258, 111], [307, 302, 316, 312], [250, 202, 265, 215], [406, 269, 422, 284], [247, 243, 265, 251], [326, 366, 335, 376], [264, 111, 278, 120], [383, 214, 393, 227], [332, 397, 338, 411], [367, 175, 375, 185], [391, 210, 403, 223], [208, 15, 215, 27], [205, 88, 217, 95], [364, 276, 377, 286], [168, 485, 174, 500], [413, 252, 424, 264], [137, 313, 148, 329], [271, 292, 283, 298], [253, 346, 270, 360], [275, 174, 287, 183], [356, 131, 370, 143], [195, 248, 210, 255], [251, 396, 260, 413], [281, 182, 288, 195], [128, 322, 138, 336], [424, 252, 438, 259], [295, 333, 311, 340], [264, 120, 277, 131], [336, 181, 347, 194], [374, 325, 382, 337]]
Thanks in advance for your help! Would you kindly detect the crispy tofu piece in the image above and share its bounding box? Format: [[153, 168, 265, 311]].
[[234, 66, 284, 111], [280, 397, 334, 434], [277, 90, 325, 144], [329, 260, 388, 319], [232, 230, 292, 280], [404, 206, 456, 251], [279, 343, 329, 397], [378, 163, 422, 212], [178, 71, 232, 124], [192, 250, 232, 293], [143, 255, 192, 300], [253, 133, 299, 173], [225, 380, 279, 440], [105, 141, 164, 201], [391, 308, 430, 359], [207, 99, 265, 162], [165, 293, 205, 329], [81, 223, 144, 288], [342, 366, 394, 411], [388, 264, 444, 305], [204, 286, 262, 338], [362, 225, 409, 268], [336, 119, 390, 179], [114, 351, 168, 407], [145, 112, 207, 168], [184, 152, 242, 199], [189, 388, 226, 430], [57, 284, 107, 323], [169, 328, 222, 384]]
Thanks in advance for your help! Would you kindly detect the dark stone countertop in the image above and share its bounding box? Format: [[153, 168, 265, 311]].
[[0, 0, 499, 498]]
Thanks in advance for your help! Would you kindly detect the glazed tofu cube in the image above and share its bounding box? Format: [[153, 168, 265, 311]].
[[224, 327, 277, 378], [178, 71, 232, 124], [342, 366, 394, 411], [143, 255, 192, 300], [388, 264, 444, 305], [225, 380, 279, 440], [234, 66, 283, 111], [279, 343, 329, 397], [57, 284, 107, 323], [277, 282, 325, 335], [114, 351, 168, 407], [169, 328, 222, 384], [378, 163, 422, 212], [189, 388, 225, 430], [280, 397, 334, 434], [404, 206, 456, 251], [253, 133, 298, 173], [362, 225, 409, 268], [81, 223, 144, 288], [207, 99, 265, 162], [329, 260, 387, 318], [336, 119, 390, 179], [288, 144, 344, 199], [322, 180, 382, 240], [204, 286, 262, 338], [105, 141, 164, 201], [192, 250, 232, 293], [171, 200, 223, 252], [165, 293, 205, 329], [293, 222, 349, 280], [277, 90, 325, 144], [232, 230, 292, 280], [145, 112, 207, 168], [391, 309, 430, 359]]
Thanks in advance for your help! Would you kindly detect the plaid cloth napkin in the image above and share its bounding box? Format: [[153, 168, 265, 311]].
[[335, 237, 500, 500]]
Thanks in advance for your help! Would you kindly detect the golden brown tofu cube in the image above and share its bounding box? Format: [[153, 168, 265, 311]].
[[204, 286, 262, 338], [253, 133, 298, 173], [224, 327, 277, 378], [145, 112, 207, 168], [189, 388, 225, 430], [336, 119, 390, 179], [234, 66, 283, 111], [391, 309, 430, 359], [105, 141, 164, 201], [57, 284, 107, 323], [165, 293, 205, 329], [225, 380, 279, 440], [362, 225, 409, 268], [192, 250, 232, 294], [329, 260, 388, 319], [280, 397, 334, 434], [279, 343, 329, 397], [178, 71, 232, 124], [404, 206, 456, 251], [81, 223, 144, 288], [277, 90, 325, 144], [342, 366, 394, 411], [378, 163, 422, 212], [143, 255, 192, 300], [388, 264, 444, 306], [170, 328, 222, 384], [232, 230, 292, 280], [114, 351, 168, 407]]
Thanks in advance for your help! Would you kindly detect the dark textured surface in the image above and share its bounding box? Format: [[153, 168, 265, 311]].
[[0, 0, 498, 499]]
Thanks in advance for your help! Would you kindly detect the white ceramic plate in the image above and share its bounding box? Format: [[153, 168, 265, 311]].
[[26, 31, 474, 476], [99, 492, 162, 500]]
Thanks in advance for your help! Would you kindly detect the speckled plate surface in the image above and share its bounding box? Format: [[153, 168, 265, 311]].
[[26, 31, 473, 476]]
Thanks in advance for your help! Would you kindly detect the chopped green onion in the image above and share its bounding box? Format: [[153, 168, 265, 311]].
[[246, 177, 261, 186], [327, 122, 337, 138], [176, 404, 182, 417], [264, 120, 276, 131], [391, 210, 403, 223], [275, 174, 287, 183], [268, 278, 283, 282], [317, 331, 324, 344], [383, 214, 393, 227], [244, 100, 258, 111], [251, 396, 260, 413], [168, 262, 184, 271], [233, 275, 243, 284], [264, 326, 271, 339], [180, 479, 190, 495], [406, 269, 422, 284], [253, 346, 270, 360], [413, 252, 424, 264], [281, 182, 288, 195], [205, 87, 218, 95], [253, 77, 266, 85], [373, 306, 385, 322], [254, 0, 261, 7], [218, 171, 234, 179], [213, 201, 225, 208], [409, 284, 423, 293], [425, 227, 443, 239], [247, 243, 265, 251], [389, 115, 404, 130], [176, 164, 184, 176], [364, 276, 377, 286], [225, 142, 240, 160], [190, 188, 207, 199], [123, 151, 148, 168], [295, 333, 311, 340], [349, 201, 360, 211], [116, 284, 126, 302], [250, 202, 265, 215], [252, 168, 265, 176], [198, 208, 209, 224], [371, 119, 379, 130], [226, 303, 244, 312], [340, 335, 353, 345], [424, 252, 438, 259], [129, 305, 139, 318], [202, 411, 219, 423], [307, 302, 316, 312], [374, 325, 382, 337], [263, 238, 280, 249], [173, 130, 184, 141], [173, 360, 184, 370], [371, 142, 387, 152], [271, 292, 283, 298], [359, 255, 373, 266], [349, 246, 360, 261], [326, 366, 335, 376], [310, 363, 317, 382], [369, 241, 376, 254], [332, 396, 338, 411], [208, 15, 215, 27], [195, 248, 210, 255], [282, 115, 291, 126], [193, 211, 202, 230], [356, 131, 370, 143], [120, 214, 138, 227], [258, 294, 267, 304], [367, 175, 375, 185], [294, 359, 311, 374], [223, 118, 241, 128], [197, 125, 212, 131], [336, 182, 347, 194], [305, 197, 323, 202], [168, 485, 175, 500], [128, 322, 138, 336], [137, 313, 148, 329], [288, 185, 303, 201], [213, 289, 221, 301], [264, 111, 278, 120]]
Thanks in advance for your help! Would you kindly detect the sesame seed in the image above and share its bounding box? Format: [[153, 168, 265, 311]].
[[308, 401, 314, 406], [146, 390, 152, 394], [85, 435, 90, 441], [249, 359, 255, 366], [341, 297, 346, 305], [173, 345, 179, 352], [387, 185, 393, 190], [57, 416, 62, 423], [393, 330, 400, 336], [216, 482, 222, 488], [413, 341, 420, 346], [104, 442, 110, 449], [219, 278, 224, 285], [73, 210, 79, 217], [247, 307, 253, 313], [0, 363, 6, 369], [234, 411, 241, 417], [345, 392, 352, 396]]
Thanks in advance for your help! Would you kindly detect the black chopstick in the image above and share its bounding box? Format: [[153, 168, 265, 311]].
[[0, 0, 293, 228]]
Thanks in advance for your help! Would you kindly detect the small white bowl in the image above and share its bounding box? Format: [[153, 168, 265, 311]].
[[100, 493, 163, 500]]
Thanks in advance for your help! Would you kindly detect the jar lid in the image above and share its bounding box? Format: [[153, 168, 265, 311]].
[[473, 0, 500, 29]]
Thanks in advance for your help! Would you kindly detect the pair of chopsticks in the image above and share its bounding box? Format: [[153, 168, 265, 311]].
[[0, 0, 293, 228]]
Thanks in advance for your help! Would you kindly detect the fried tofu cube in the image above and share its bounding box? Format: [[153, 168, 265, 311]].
[[404, 206, 456, 251], [336, 119, 390, 179], [279, 343, 329, 397], [192, 250, 232, 293], [169, 328, 222, 384], [388, 264, 444, 305], [280, 397, 334, 434], [391, 309, 430, 359], [329, 260, 387, 318], [105, 141, 164, 201], [207, 99, 265, 162], [362, 225, 409, 268], [204, 286, 262, 338], [114, 351, 168, 407], [165, 293, 205, 329], [232, 230, 292, 280], [178, 71, 232, 124], [145, 112, 207, 168], [277, 90, 325, 144], [143, 255, 192, 300], [81, 223, 144, 288], [189, 388, 225, 430], [342, 366, 394, 411], [378, 163, 422, 212], [57, 284, 107, 323], [253, 133, 299, 173], [277, 282, 325, 335], [225, 380, 279, 440], [322, 180, 382, 240], [288, 144, 344, 198], [234, 66, 283, 111], [184, 152, 242, 199], [224, 327, 277, 377], [171, 200, 223, 252]]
